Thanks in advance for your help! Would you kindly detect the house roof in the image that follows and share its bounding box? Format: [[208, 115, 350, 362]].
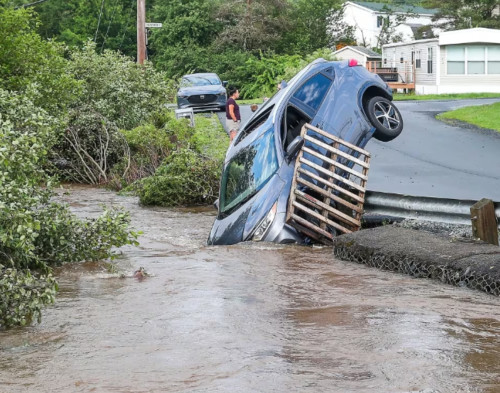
[[439, 27, 500, 46], [333, 45, 382, 59], [382, 28, 500, 48], [350, 1, 439, 16]]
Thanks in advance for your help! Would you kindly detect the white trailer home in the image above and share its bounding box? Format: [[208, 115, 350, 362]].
[[382, 28, 500, 94]]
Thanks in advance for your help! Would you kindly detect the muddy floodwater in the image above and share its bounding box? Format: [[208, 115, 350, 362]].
[[1, 186, 500, 393]]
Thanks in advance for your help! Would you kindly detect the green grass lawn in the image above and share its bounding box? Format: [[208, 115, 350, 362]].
[[393, 92, 500, 101], [437, 102, 500, 133], [238, 98, 265, 105], [193, 113, 229, 160]]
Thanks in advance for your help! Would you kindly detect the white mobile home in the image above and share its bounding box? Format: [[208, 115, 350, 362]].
[[383, 28, 500, 94]]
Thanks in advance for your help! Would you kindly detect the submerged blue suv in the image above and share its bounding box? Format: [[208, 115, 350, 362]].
[[208, 59, 403, 245]]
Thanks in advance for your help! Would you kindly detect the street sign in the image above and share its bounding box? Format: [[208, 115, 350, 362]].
[[145, 22, 163, 28]]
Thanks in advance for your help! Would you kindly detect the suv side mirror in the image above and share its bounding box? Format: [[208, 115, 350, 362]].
[[213, 198, 220, 211], [222, 81, 228, 87], [285, 136, 304, 163]]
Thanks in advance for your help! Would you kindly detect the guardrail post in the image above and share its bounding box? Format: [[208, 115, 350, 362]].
[[470, 198, 499, 246]]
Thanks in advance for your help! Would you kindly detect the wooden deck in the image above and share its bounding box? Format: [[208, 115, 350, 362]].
[[366, 61, 416, 92], [285, 123, 371, 244], [388, 82, 415, 90]]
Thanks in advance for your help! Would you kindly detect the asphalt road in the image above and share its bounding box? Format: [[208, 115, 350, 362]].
[[217, 98, 500, 202]]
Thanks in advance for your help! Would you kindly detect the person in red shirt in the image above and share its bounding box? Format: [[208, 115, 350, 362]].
[[225, 86, 240, 142]]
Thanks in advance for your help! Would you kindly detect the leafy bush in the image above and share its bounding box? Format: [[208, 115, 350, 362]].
[[0, 89, 139, 329], [54, 107, 130, 185], [0, 6, 79, 112], [127, 112, 227, 206], [225, 49, 335, 100], [238, 53, 302, 99], [68, 42, 175, 130], [137, 149, 222, 207], [0, 267, 58, 327], [51, 42, 175, 184]]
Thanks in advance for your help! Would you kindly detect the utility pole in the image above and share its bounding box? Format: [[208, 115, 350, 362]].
[[137, 0, 146, 64]]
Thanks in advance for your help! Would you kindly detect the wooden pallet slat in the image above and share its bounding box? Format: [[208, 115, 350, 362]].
[[296, 170, 364, 204], [303, 135, 370, 169], [286, 123, 371, 244], [299, 157, 365, 192], [302, 146, 368, 181]]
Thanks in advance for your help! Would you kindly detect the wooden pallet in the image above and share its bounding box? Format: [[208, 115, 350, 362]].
[[285, 123, 371, 244]]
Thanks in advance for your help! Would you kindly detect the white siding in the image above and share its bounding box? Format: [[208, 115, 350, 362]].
[[343, 3, 379, 48], [382, 40, 438, 86], [438, 44, 500, 93]]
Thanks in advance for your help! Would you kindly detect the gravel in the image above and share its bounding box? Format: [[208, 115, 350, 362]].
[[392, 218, 474, 239]]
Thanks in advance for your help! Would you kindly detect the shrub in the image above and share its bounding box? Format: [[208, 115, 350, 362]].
[[0, 6, 79, 112], [0, 89, 139, 329], [0, 267, 58, 327], [238, 53, 302, 99], [54, 107, 130, 185], [51, 42, 175, 184], [137, 149, 222, 206], [68, 42, 175, 130]]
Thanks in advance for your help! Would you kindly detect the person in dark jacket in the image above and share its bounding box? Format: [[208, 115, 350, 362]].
[[225, 86, 240, 142]]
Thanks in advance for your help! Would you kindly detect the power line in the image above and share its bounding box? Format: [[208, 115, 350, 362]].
[[94, 0, 106, 42], [101, 0, 119, 52], [14, 0, 50, 9]]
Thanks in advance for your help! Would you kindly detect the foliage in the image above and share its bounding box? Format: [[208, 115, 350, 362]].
[[129, 112, 227, 207], [51, 42, 174, 184], [0, 6, 79, 112], [238, 53, 302, 99], [0, 266, 58, 327], [137, 149, 222, 207], [423, 0, 500, 30], [68, 41, 174, 130], [4, 0, 138, 57], [54, 107, 130, 185], [113, 110, 192, 188], [282, 0, 352, 54], [189, 114, 229, 163], [214, 0, 291, 52], [0, 89, 139, 329]]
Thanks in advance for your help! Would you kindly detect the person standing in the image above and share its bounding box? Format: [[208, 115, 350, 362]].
[[225, 87, 241, 142]]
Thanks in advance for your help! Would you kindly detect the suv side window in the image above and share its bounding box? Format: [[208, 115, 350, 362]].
[[292, 73, 332, 112]]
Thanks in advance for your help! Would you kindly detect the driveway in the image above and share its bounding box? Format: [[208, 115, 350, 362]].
[[367, 98, 500, 201], [218, 98, 500, 202]]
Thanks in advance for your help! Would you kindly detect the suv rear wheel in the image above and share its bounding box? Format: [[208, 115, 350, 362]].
[[366, 96, 403, 142]]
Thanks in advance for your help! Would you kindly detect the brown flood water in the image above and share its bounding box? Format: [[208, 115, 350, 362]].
[[1, 185, 500, 393]]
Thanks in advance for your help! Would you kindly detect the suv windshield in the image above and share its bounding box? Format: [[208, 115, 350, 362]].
[[181, 75, 220, 87], [220, 127, 278, 215]]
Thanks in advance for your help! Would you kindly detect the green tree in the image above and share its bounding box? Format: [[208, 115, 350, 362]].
[[148, 0, 222, 78], [3, 0, 138, 57], [214, 0, 291, 53], [423, 0, 500, 30], [281, 0, 349, 54], [0, 6, 78, 111]]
